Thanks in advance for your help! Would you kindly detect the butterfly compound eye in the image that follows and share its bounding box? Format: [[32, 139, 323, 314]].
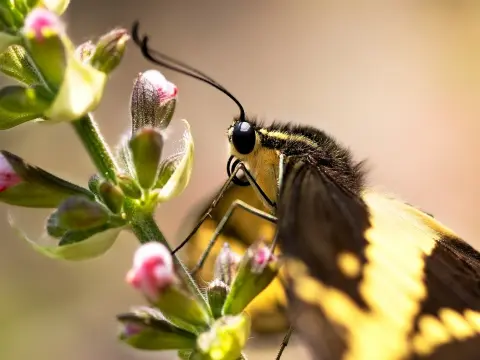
[[232, 122, 256, 155]]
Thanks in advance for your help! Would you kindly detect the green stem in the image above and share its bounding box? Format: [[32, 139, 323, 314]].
[[128, 205, 211, 316], [72, 114, 118, 182]]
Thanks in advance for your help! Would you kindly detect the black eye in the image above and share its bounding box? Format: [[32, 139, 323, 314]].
[[232, 121, 256, 155]]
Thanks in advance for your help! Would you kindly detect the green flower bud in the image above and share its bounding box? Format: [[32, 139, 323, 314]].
[[222, 242, 279, 316], [129, 127, 164, 190], [9, 213, 124, 261], [130, 69, 178, 132], [98, 181, 124, 214], [117, 307, 197, 351], [0, 85, 51, 129], [55, 196, 110, 231], [0, 150, 94, 208], [196, 314, 250, 360], [89, 28, 129, 74], [117, 174, 142, 199], [207, 279, 229, 319]]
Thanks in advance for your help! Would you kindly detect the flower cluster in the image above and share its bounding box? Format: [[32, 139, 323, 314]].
[[0, 2, 279, 359], [119, 241, 279, 359]]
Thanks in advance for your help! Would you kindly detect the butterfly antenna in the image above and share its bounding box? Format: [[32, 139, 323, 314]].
[[131, 21, 246, 122]]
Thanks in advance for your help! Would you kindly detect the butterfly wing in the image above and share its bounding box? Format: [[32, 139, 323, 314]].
[[276, 156, 480, 360]]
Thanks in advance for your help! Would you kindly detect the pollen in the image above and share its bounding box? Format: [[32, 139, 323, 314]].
[[337, 252, 361, 278]]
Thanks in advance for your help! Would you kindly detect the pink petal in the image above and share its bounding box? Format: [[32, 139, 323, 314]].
[[126, 242, 175, 302], [141, 70, 178, 104], [0, 154, 21, 192], [23, 8, 64, 42]]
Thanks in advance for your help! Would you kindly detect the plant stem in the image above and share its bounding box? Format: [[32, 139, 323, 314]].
[[129, 206, 211, 314], [72, 111, 211, 319], [72, 114, 118, 182]]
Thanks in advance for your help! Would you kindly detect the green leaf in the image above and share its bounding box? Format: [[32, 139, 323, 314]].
[[152, 285, 212, 334], [0, 45, 42, 85], [0, 85, 50, 129], [117, 308, 197, 351], [155, 120, 194, 202], [9, 213, 123, 261], [0, 150, 94, 208]]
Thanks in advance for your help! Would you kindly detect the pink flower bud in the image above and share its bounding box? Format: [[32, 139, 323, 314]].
[[23, 8, 64, 42], [251, 243, 276, 273], [141, 70, 178, 105], [253, 245, 274, 267], [130, 69, 178, 131], [0, 153, 21, 192], [214, 243, 242, 285], [126, 242, 176, 302]]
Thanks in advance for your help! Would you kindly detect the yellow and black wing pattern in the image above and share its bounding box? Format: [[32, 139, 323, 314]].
[[181, 182, 289, 334], [278, 156, 480, 360]]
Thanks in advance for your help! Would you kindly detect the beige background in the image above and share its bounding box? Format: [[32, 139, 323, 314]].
[[1, 1, 480, 359]]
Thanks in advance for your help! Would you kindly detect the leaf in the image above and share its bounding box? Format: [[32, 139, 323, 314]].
[[0, 45, 41, 85], [0, 85, 50, 129], [0, 150, 94, 208], [9, 213, 124, 261], [117, 309, 197, 351]]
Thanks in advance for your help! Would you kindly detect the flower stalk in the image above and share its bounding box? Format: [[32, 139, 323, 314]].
[[71, 114, 119, 182]]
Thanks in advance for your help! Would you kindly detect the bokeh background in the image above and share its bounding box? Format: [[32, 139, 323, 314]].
[[2, 1, 480, 359]]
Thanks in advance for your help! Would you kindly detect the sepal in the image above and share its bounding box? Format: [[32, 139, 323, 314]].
[[222, 242, 279, 315], [117, 307, 197, 351], [0, 150, 94, 208]]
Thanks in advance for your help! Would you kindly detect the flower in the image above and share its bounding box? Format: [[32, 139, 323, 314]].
[[22, 8, 64, 42], [252, 244, 275, 273], [142, 70, 178, 104], [222, 241, 279, 315], [126, 242, 176, 302], [214, 243, 242, 285], [130, 69, 178, 131]]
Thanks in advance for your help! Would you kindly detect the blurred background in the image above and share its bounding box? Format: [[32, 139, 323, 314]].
[[1, 0, 480, 359]]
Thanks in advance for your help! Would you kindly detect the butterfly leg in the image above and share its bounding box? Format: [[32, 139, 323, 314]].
[[191, 199, 277, 275], [172, 160, 275, 255], [275, 326, 294, 360]]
